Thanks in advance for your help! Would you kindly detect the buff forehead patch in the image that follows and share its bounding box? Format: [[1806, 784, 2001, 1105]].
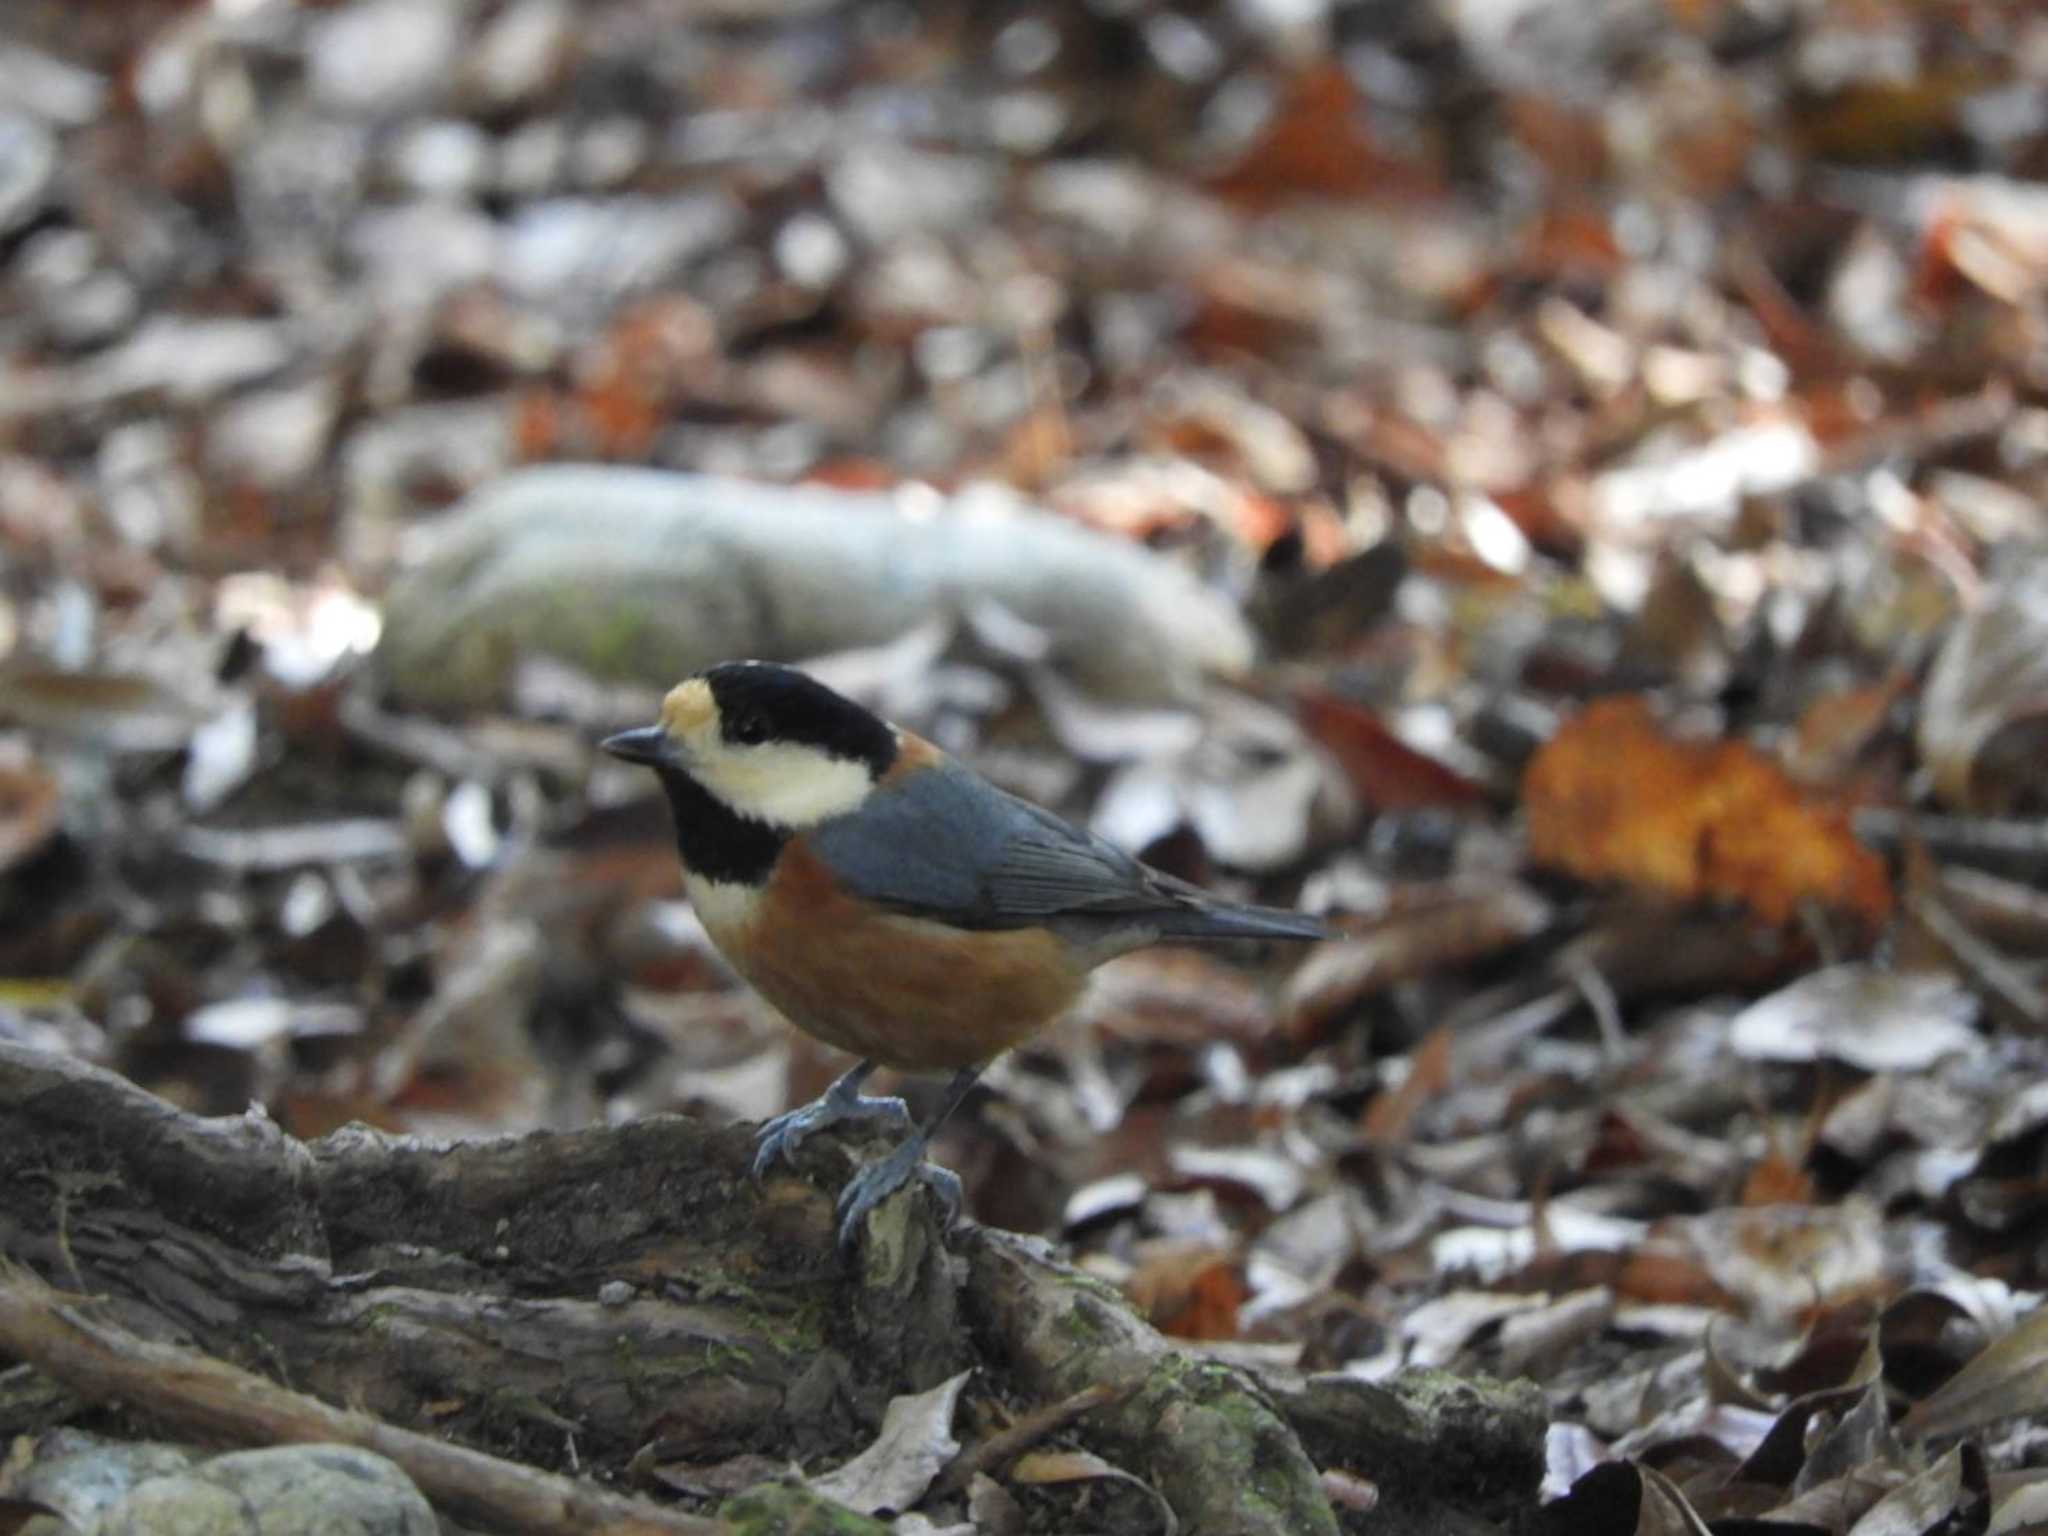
[[660, 678, 715, 737]]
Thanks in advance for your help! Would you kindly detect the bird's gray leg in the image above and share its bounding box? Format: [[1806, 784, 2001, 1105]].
[[750, 1059, 912, 1181], [836, 1065, 984, 1252]]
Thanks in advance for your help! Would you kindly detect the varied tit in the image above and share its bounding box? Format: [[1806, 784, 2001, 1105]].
[[602, 661, 1326, 1250]]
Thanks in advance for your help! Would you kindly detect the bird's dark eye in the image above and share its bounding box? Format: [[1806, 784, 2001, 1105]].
[[728, 711, 771, 746]]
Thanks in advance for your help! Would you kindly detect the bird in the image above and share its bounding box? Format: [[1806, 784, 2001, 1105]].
[[601, 660, 1327, 1251]]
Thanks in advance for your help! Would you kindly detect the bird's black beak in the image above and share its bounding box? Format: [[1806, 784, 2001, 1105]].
[[600, 725, 676, 768]]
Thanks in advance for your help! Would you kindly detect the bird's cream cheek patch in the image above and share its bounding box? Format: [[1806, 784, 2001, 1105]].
[[698, 742, 873, 828]]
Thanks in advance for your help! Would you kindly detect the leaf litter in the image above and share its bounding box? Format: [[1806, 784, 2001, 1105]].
[[2, 0, 2047, 1530]]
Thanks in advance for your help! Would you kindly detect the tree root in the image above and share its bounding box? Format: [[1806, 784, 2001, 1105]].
[[0, 1042, 1544, 1533]]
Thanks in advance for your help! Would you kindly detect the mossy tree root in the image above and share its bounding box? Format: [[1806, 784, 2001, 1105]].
[[0, 1043, 1543, 1534]]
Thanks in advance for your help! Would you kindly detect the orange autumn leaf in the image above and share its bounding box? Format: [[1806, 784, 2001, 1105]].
[[1126, 1244, 1247, 1342], [1523, 696, 1890, 927]]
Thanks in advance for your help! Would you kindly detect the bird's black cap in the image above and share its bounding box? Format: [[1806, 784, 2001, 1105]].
[[701, 662, 897, 775]]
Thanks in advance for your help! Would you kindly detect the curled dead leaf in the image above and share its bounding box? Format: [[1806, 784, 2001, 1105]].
[[1920, 551, 2048, 814], [1900, 1303, 2048, 1441]]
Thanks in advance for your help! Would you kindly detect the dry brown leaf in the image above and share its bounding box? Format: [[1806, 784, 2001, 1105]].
[[1788, 675, 1910, 783], [1739, 1151, 1815, 1209], [1124, 1241, 1246, 1342], [1523, 696, 1891, 927], [1360, 1025, 1453, 1147], [1684, 1202, 1893, 1320], [1284, 880, 1551, 1045], [1296, 690, 1490, 811], [1083, 948, 1277, 1050], [1206, 62, 1431, 205], [1009, 1448, 1179, 1533], [1841, 1444, 1982, 1536]]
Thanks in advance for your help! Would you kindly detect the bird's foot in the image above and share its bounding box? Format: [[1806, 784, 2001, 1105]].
[[750, 1071, 911, 1182], [835, 1137, 961, 1254]]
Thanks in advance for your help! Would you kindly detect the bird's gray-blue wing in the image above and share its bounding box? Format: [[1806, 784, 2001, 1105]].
[[805, 757, 1173, 930]]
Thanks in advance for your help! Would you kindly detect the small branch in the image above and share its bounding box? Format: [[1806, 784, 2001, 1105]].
[[1907, 889, 2048, 1035], [1856, 810, 2048, 879], [0, 1266, 720, 1536]]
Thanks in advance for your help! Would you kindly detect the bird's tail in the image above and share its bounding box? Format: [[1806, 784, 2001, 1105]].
[[1155, 901, 1327, 944]]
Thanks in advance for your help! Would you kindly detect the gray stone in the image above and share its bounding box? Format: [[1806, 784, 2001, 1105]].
[[100, 1444, 436, 1536], [377, 467, 1255, 711], [6, 1429, 195, 1532]]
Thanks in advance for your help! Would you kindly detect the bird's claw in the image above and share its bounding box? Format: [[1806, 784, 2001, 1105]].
[[750, 1089, 912, 1182], [835, 1141, 961, 1254]]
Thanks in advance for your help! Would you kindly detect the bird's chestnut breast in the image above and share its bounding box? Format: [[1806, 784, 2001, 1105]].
[[703, 839, 1087, 1071]]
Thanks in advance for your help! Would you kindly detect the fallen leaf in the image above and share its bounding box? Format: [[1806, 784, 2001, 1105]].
[[1011, 1449, 1179, 1534], [1206, 61, 1430, 205], [1729, 965, 1980, 1072], [808, 1369, 971, 1517], [1920, 551, 2048, 814], [1523, 696, 1892, 927], [1990, 1475, 2048, 1536], [1124, 1242, 1246, 1341], [1296, 690, 1489, 811], [1901, 1304, 2048, 1440], [1085, 948, 1278, 1049], [1789, 674, 1911, 782], [1168, 1144, 1304, 1212], [1284, 881, 1551, 1044], [1684, 1201, 1893, 1319], [1360, 1025, 1454, 1147], [1638, 1462, 1720, 1536], [647, 1452, 792, 1498], [1740, 1150, 1815, 1208], [1844, 1444, 1982, 1536]]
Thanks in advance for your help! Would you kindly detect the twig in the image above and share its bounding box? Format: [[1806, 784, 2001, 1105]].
[[0, 1266, 720, 1536], [929, 1379, 1140, 1501], [1856, 810, 2048, 876], [1906, 889, 2048, 1035], [1561, 956, 1628, 1064]]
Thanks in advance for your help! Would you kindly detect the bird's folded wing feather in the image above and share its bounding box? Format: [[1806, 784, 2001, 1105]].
[[807, 757, 1185, 930]]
